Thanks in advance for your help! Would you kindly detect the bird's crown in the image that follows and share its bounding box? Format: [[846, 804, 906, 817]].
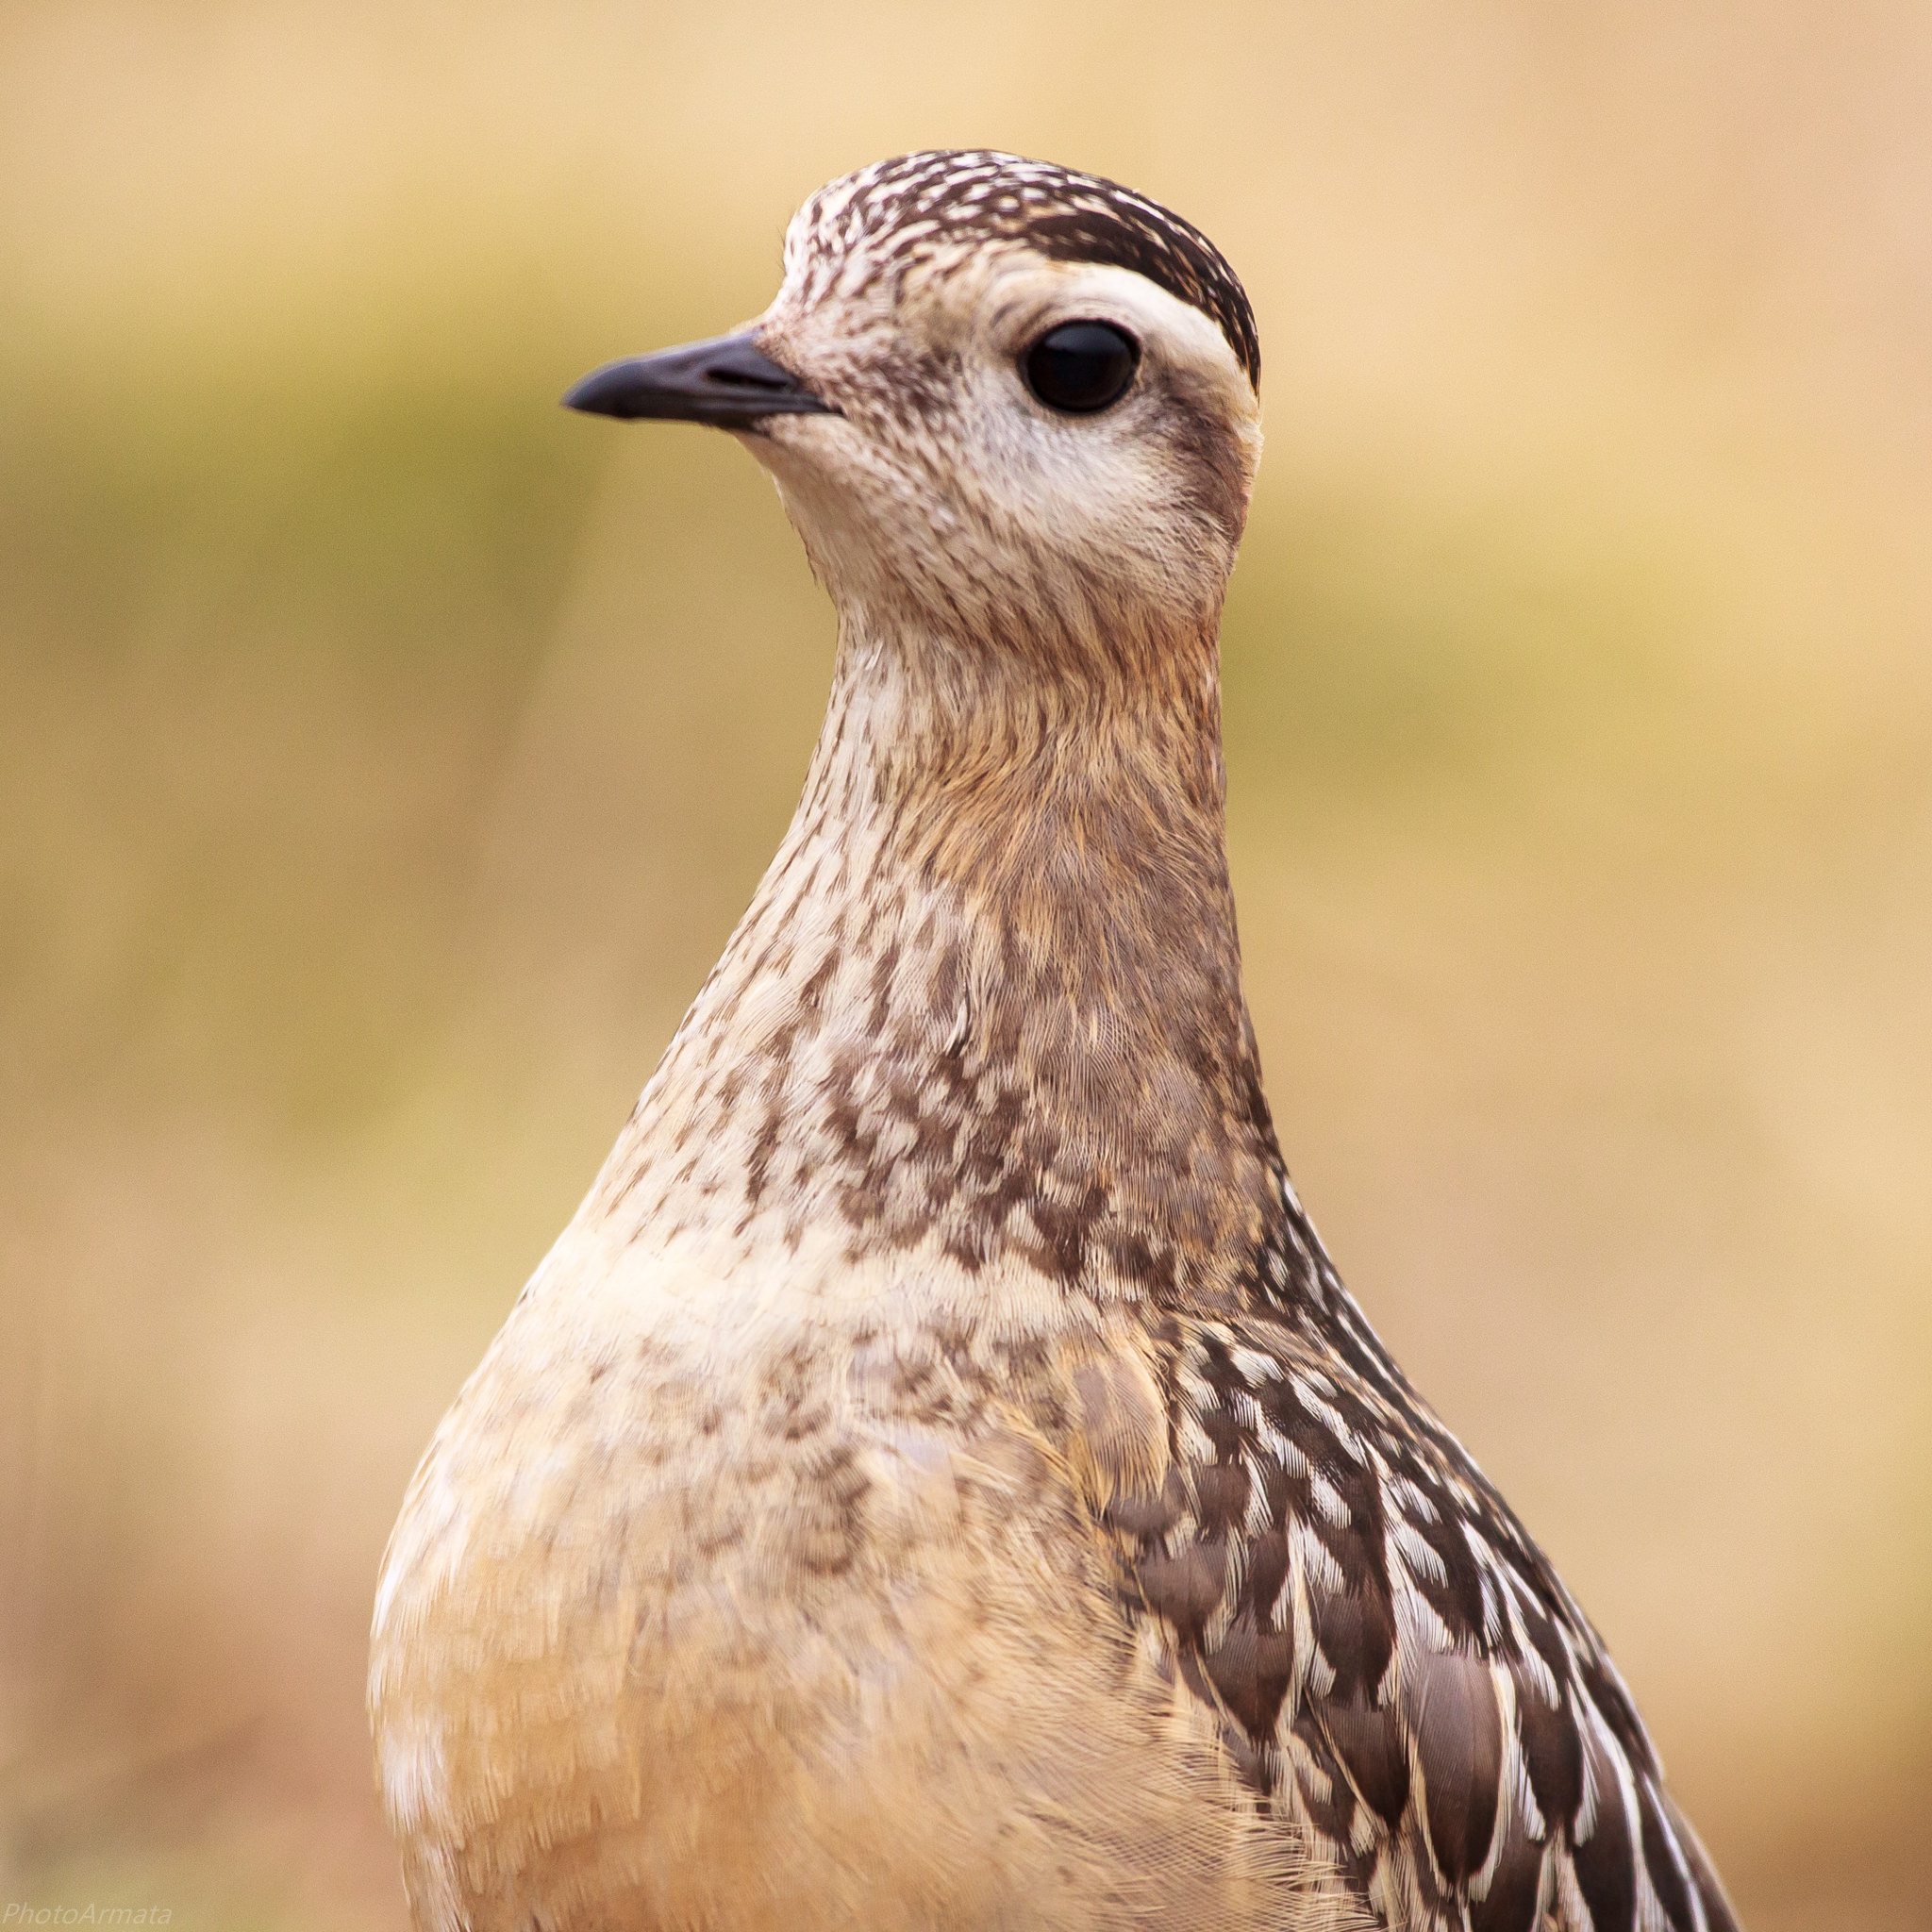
[[783, 150, 1260, 393]]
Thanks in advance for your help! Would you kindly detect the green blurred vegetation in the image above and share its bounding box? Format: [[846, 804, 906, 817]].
[[2, 4, 1928, 1927]]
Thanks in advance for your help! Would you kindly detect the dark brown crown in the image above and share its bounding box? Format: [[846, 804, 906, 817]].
[[795, 151, 1261, 391]]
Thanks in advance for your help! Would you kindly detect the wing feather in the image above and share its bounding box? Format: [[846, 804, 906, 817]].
[[1087, 1164, 1742, 1932]]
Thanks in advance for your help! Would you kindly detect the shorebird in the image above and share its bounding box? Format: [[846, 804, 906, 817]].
[[369, 152, 1740, 1932]]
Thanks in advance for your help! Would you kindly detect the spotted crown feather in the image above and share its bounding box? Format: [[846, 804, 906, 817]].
[[787, 150, 1262, 391]]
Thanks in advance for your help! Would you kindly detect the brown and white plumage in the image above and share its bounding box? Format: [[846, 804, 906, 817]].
[[369, 151, 1741, 1932]]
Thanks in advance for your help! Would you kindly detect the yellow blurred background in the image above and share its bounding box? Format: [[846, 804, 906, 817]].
[[2, 2, 1928, 1926]]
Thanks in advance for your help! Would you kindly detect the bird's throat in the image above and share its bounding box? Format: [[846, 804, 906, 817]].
[[585, 609, 1279, 1308]]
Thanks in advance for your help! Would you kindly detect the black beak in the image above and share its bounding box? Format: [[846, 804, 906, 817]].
[[562, 332, 836, 426]]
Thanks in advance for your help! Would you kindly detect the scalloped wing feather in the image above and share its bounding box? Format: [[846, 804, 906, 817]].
[[1086, 1174, 1741, 1932]]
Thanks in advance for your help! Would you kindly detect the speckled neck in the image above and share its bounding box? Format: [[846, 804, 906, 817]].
[[583, 600, 1279, 1307]]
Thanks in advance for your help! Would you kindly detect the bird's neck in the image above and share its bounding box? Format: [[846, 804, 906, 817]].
[[585, 600, 1281, 1307]]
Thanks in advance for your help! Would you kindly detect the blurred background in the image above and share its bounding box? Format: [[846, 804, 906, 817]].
[[2, 2, 1928, 1925]]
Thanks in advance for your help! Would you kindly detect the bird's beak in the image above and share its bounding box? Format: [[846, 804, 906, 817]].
[[562, 332, 837, 426]]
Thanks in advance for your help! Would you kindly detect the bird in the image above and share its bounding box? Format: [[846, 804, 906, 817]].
[[368, 151, 1741, 1932]]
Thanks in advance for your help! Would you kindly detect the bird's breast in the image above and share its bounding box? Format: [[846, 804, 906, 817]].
[[368, 1223, 1062, 1927], [371, 1209, 1337, 1932]]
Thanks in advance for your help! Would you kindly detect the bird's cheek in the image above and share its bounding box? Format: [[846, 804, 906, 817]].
[[756, 458, 891, 604]]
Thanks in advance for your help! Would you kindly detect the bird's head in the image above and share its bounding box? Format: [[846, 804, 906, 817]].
[[568, 153, 1262, 679]]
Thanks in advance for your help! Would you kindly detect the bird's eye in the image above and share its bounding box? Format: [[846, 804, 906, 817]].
[[1022, 321, 1140, 415]]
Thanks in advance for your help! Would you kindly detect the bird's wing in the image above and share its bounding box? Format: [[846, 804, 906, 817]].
[[1082, 1175, 1740, 1932]]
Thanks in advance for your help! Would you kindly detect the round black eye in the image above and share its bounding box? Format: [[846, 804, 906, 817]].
[[1022, 321, 1140, 415]]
